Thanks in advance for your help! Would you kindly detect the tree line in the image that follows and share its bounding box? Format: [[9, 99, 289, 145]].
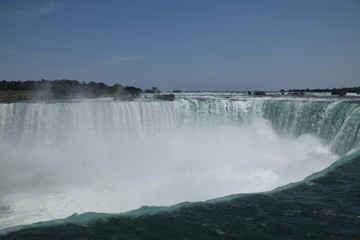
[[288, 86, 360, 94], [0, 79, 144, 100]]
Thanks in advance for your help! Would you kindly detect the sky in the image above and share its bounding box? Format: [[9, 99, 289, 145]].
[[0, 0, 359, 91]]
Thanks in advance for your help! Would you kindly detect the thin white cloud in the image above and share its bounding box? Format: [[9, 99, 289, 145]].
[[24, 2, 61, 16], [1, 1, 64, 19], [0, 47, 25, 57], [91, 56, 145, 68], [0, 47, 46, 65], [186, 43, 192, 48], [206, 70, 213, 75]]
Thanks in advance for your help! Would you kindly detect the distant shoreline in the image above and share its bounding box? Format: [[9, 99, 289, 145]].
[[1, 79, 359, 101], [0, 80, 143, 101]]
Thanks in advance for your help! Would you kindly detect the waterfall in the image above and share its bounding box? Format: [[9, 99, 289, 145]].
[[0, 97, 359, 230], [1, 99, 358, 154]]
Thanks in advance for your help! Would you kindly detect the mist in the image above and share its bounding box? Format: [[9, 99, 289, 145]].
[[0, 114, 337, 229]]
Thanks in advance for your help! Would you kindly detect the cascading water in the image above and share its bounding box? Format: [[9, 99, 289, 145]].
[[0, 94, 359, 232]]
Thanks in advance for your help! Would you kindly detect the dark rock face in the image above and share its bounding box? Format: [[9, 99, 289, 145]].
[[153, 94, 175, 101], [253, 91, 266, 95], [144, 87, 161, 93], [331, 90, 346, 96]]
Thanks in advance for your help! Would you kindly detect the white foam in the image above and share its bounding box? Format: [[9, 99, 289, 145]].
[[0, 117, 337, 230]]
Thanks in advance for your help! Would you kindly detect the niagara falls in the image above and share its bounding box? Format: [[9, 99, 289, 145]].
[[1, 0, 360, 239], [1, 91, 360, 239]]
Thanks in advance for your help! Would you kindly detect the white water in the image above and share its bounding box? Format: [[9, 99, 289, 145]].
[[1, 96, 355, 230]]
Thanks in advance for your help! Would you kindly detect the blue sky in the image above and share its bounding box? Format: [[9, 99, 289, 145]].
[[0, 0, 359, 91]]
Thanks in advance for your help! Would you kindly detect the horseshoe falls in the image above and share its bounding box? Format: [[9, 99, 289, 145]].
[[0, 93, 360, 239]]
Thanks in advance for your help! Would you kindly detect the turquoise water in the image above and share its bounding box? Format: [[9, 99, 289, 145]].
[[0, 93, 359, 239]]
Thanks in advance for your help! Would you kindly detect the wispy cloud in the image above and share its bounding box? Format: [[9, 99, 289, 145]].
[[206, 70, 213, 75], [1, 1, 64, 19], [0, 47, 58, 65], [186, 43, 192, 48], [91, 56, 145, 68]]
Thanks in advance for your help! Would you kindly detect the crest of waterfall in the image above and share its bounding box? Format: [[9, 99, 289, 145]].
[[1, 98, 359, 155]]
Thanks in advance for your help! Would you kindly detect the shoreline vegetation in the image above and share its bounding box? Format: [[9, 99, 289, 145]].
[[0, 79, 359, 101], [288, 87, 360, 96], [0, 79, 145, 101]]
